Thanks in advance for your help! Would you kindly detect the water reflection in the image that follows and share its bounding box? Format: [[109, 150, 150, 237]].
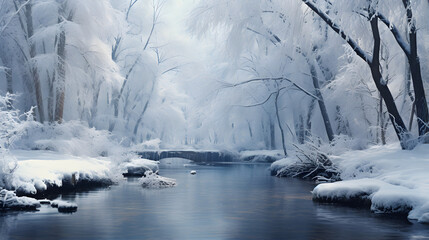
[[1, 163, 428, 240]]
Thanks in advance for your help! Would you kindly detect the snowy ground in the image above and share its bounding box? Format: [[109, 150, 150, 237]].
[[272, 143, 429, 223], [10, 150, 158, 195]]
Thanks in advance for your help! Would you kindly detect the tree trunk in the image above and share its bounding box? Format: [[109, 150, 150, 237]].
[[409, 101, 416, 131], [378, 94, 387, 145], [89, 82, 102, 128], [132, 99, 150, 137], [303, 1, 412, 149], [47, 71, 55, 122], [270, 117, 276, 149], [247, 120, 253, 138], [296, 115, 305, 144], [305, 99, 316, 141], [335, 106, 351, 136], [308, 60, 334, 142], [25, 2, 45, 122], [369, 16, 411, 149], [275, 90, 287, 156], [402, 0, 429, 138], [378, 1, 429, 139], [55, 23, 66, 123], [132, 80, 156, 139], [5, 68, 13, 110], [109, 58, 139, 132]]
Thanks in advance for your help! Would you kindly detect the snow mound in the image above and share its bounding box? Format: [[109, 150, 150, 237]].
[[121, 158, 159, 176], [0, 189, 40, 210], [313, 178, 381, 199], [11, 150, 113, 195], [51, 200, 78, 213], [312, 144, 429, 223], [140, 170, 176, 189]]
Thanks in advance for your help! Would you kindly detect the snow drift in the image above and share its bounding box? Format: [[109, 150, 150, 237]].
[[309, 144, 429, 223]]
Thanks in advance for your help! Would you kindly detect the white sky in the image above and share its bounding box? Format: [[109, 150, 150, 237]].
[[155, 0, 219, 99], [161, 0, 223, 70]]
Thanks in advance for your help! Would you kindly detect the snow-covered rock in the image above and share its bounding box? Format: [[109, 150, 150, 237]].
[[190, 170, 197, 175], [121, 158, 159, 177], [0, 189, 40, 210], [140, 170, 176, 189], [51, 200, 78, 213]]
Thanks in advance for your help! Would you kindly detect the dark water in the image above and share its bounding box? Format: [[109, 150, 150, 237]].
[[1, 163, 429, 240]]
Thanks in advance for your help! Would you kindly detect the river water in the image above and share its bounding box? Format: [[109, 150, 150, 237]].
[[1, 163, 428, 240]]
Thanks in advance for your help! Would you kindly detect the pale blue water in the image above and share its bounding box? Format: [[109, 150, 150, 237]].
[[1, 163, 428, 240]]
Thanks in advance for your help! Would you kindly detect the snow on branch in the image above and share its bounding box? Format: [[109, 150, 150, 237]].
[[377, 12, 411, 57], [302, 0, 373, 65], [0, 0, 30, 37]]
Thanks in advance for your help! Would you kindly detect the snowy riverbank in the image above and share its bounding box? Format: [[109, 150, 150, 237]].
[[272, 143, 429, 223], [9, 150, 158, 196]]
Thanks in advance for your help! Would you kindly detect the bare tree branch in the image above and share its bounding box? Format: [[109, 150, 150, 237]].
[[224, 77, 320, 100]]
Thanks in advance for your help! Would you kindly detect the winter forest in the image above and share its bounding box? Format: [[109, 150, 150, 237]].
[[1, 0, 429, 239]]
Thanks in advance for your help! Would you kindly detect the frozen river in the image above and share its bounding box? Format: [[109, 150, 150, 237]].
[[1, 163, 428, 239]]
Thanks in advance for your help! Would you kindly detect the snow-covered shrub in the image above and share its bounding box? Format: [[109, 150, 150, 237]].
[[271, 135, 366, 182], [271, 137, 342, 182], [0, 94, 34, 188], [11, 121, 126, 159]]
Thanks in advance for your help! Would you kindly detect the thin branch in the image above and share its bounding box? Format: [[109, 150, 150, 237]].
[[236, 87, 288, 108], [302, 0, 372, 64], [0, 0, 30, 37], [246, 27, 279, 46], [126, 0, 139, 21], [224, 77, 320, 100]]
